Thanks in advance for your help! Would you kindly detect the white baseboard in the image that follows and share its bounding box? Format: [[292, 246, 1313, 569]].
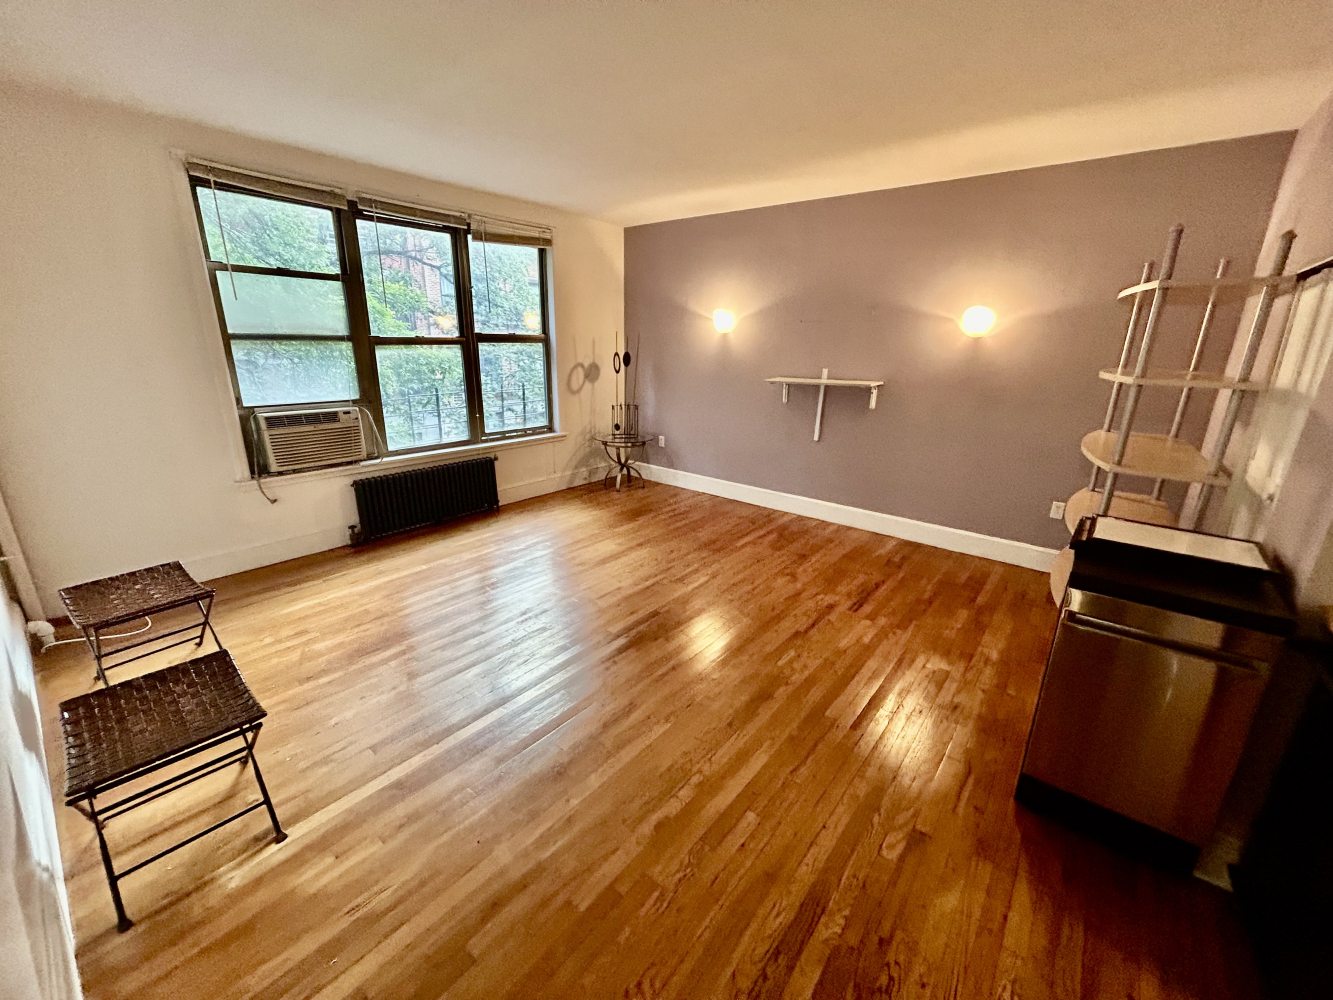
[[638, 464, 1057, 572], [186, 526, 351, 585], [187, 465, 606, 585]]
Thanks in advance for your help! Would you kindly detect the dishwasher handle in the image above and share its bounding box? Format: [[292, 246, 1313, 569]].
[[1063, 612, 1271, 675]]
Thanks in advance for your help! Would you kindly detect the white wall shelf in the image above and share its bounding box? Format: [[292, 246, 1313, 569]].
[[767, 368, 883, 441]]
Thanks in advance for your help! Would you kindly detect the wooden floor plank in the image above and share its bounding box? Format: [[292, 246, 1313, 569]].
[[35, 482, 1262, 999]]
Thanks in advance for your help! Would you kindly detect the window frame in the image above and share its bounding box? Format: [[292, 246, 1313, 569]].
[[348, 206, 476, 452], [188, 176, 556, 471], [191, 178, 361, 472], [466, 236, 556, 441]]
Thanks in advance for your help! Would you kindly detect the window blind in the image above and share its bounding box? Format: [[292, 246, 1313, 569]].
[[184, 159, 348, 209], [355, 196, 469, 231], [469, 214, 554, 248]]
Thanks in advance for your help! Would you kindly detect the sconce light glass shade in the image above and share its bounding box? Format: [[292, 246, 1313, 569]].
[[713, 309, 736, 333], [959, 306, 996, 337]]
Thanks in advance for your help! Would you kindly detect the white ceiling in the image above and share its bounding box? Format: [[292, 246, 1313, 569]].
[[2, 1, 1331, 225]]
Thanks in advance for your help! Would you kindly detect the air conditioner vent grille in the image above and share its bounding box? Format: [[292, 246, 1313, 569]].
[[258, 408, 366, 472], [264, 411, 342, 429]]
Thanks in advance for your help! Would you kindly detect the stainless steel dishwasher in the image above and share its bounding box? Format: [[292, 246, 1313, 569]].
[[1019, 516, 1295, 849]]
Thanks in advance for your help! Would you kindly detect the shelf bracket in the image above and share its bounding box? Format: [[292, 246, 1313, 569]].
[[813, 368, 828, 441]]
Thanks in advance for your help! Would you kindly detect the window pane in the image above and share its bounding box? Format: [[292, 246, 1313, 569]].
[[232, 340, 357, 406], [357, 220, 459, 337], [469, 239, 542, 334], [479, 343, 548, 433], [195, 188, 339, 272], [375, 344, 468, 450], [219, 273, 349, 336]]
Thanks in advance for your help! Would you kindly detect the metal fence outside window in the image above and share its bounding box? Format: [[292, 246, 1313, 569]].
[[384, 382, 547, 447]]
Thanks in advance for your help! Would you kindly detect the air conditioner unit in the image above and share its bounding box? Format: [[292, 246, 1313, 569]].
[[257, 407, 367, 473]]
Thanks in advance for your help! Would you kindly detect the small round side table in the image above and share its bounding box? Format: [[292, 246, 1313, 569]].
[[596, 434, 649, 491]]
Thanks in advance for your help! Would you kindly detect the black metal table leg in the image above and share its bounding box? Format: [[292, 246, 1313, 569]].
[[196, 594, 222, 650], [71, 723, 288, 932], [241, 727, 287, 843], [86, 627, 109, 687], [85, 797, 133, 932]]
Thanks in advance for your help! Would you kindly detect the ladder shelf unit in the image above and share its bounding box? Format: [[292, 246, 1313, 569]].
[[1051, 223, 1297, 602], [1097, 368, 1268, 392]]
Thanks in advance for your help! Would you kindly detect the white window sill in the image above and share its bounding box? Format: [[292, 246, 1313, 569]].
[[231, 431, 568, 489]]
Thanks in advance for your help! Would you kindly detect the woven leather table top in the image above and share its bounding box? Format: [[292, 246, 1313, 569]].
[[59, 561, 214, 630], [60, 651, 265, 801]]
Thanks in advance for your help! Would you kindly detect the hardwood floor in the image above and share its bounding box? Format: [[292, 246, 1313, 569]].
[[36, 482, 1262, 999]]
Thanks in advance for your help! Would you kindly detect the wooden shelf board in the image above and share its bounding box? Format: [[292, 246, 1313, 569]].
[[769, 368, 882, 438], [766, 376, 884, 387], [1080, 430, 1228, 486], [1117, 275, 1296, 301], [1097, 368, 1266, 391], [1062, 487, 1176, 533], [1049, 546, 1074, 605]]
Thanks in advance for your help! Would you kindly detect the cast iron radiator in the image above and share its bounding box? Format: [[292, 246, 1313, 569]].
[[350, 456, 498, 544]]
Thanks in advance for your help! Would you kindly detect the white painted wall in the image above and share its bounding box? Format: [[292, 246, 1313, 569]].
[[1190, 88, 1333, 608], [0, 83, 624, 617], [0, 574, 82, 1000]]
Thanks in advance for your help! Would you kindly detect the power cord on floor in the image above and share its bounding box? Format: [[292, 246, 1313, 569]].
[[40, 617, 152, 651]]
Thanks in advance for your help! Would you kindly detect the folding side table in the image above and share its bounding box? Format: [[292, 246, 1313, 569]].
[[60, 650, 286, 931], [59, 561, 221, 687]]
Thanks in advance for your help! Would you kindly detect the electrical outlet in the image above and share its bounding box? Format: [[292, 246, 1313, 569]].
[[658, 435, 666, 448], [1049, 501, 1066, 520]]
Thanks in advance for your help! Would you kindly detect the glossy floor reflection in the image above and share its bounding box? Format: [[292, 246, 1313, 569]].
[[37, 482, 1262, 999]]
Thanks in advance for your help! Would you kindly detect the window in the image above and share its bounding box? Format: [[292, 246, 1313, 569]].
[[470, 237, 551, 435], [196, 187, 357, 407], [190, 169, 554, 470], [357, 216, 468, 450]]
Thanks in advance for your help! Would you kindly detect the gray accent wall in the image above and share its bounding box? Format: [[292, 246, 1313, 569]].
[[626, 134, 1293, 550]]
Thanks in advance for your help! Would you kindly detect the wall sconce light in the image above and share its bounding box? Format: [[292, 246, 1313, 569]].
[[713, 309, 736, 333], [959, 306, 996, 338]]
